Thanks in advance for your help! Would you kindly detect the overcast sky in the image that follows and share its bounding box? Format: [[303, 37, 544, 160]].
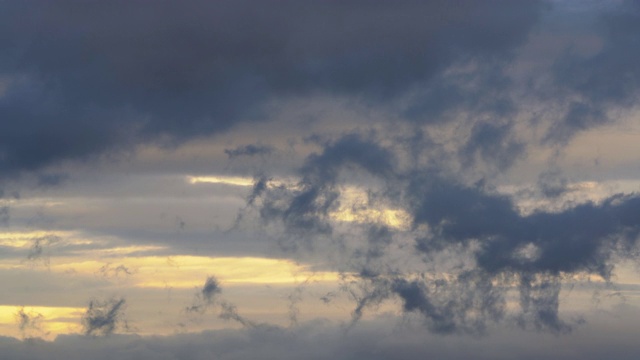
[[2, 0, 640, 358]]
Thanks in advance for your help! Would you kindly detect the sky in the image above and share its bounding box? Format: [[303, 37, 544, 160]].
[[2, 0, 640, 358]]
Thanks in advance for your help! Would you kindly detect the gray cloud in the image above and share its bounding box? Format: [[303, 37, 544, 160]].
[[244, 130, 640, 334], [0, 0, 545, 178], [15, 307, 46, 339], [186, 276, 222, 314], [225, 145, 274, 159], [26, 235, 61, 268], [253, 133, 396, 251], [547, 1, 640, 142], [0, 206, 8, 225], [219, 301, 257, 329], [97, 263, 134, 279], [81, 298, 127, 337], [459, 121, 526, 171], [3, 1, 640, 355], [201, 276, 221, 303], [537, 169, 569, 198], [184, 276, 260, 329], [4, 313, 640, 360]]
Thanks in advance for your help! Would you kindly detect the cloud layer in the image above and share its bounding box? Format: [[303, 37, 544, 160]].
[[2, 0, 640, 357]]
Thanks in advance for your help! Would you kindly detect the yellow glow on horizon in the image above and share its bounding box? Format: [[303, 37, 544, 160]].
[[188, 175, 254, 186], [84, 245, 167, 256], [0, 230, 77, 249], [133, 256, 341, 287], [0, 306, 84, 339], [40, 255, 340, 288]]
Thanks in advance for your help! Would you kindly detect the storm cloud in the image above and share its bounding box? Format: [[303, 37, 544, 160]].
[[0, 0, 545, 178]]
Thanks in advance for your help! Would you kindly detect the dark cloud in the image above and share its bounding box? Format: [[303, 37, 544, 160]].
[[201, 276, 222, 303], [3, 1, 640, 354], [515, 274, 574, 333], [81, 298, 127, 337], [36, 173, 69, 188], [244, 129, 640, 334], [186, 276, 224, 315], [459, 121, 525, 171], [225, 145, 274, 159], [407, 179, 640, 331], [0, 0, 545, 178], [537, 169, 569, 198], [547, 1, 640, 141], [390, 272, 504, 334], [253, 133, 396, 252]]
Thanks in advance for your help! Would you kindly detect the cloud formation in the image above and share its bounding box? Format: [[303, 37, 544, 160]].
[[548, 0, 640, 142], [81, 298, 127, 337], [4, 312, 640, 360], [15, 307, 46, 339], [0, 0, 545, 179], [245, 131, 640, 334], [2, 1, 640, 357]]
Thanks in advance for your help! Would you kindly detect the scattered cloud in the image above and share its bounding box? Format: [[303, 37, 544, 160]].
[[81, 298, 127, 337]]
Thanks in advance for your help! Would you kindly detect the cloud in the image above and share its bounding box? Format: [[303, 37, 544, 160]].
[[26, 235, 61, 267], [252, 133, 396, 249], [15, 307, 46, 339], [81, 298, 127, 337], [201, 276, 221, 303], [0, 206, 8, 225], [184, 276, 261, 329], [224, 145, 274, 159], [3, 1, 640, 354], [243, 130, 640, 334], [97, 263, 134, 279], [546, 1, 640, 142], [4, 313, 640, 360], [0, 0, 545, 178], [186, 276, 223, 314], [219, 301, 257, 329], [459, 121, 525, 171]]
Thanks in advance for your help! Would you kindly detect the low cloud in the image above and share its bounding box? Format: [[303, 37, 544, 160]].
[[4, 312, 640, 360], [81, 298, 127, 337]]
